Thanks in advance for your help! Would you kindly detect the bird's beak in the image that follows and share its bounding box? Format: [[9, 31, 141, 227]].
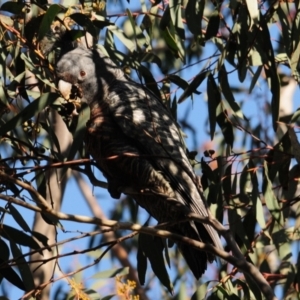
[[58, 80, 72, 100]]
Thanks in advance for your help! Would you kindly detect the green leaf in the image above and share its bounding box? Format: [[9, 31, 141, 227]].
[[126, 9, 148, 49], [222, 163, 232, 202], [91, 267, 129, 279], [138, 234, 173, 294], [108, 26, 135, 52], [244, 273, 262, 300], [141, 52, 162, 67], [0, 2, 25, 14], [9, 240, 35, 291], [277, 4, 291, 54], [8, 204, 31, 232], [191, 282, 209, 300], [169, 0, 185, 40], [0, 92, 59, 136], [161, 27, 184, 61], [40, 120, 62, 159], [0, 258, 26, 291], [219, 65, 246, 120], [137, 236, 147, 285], [38, 4, 63, 41], [186, 0, 205, 36], [234, 279, 250, 300], [0, 239, 10, 261], [249, 66, 262, 93], [291, 40, 300, 82], [228, 207, 249, 251], [178, 70, 210, 103], [69, 13, 99, 37], [101, 295, 115, 300], [205, 10, 220, 40], [256, 15, 280, 131], [207, 74, 220, 140], [160, 5, 171, 30], [234, 5, 249, 82], [262, 161, 283, 224], [0, 225, 41, 252], [67, 104, 90, 161], [216, 107, 234, 147], [31, 231, 50, 250], [138, 65, 161, 99], [168, 74, 189, 91], [21, 53, 57, 88]]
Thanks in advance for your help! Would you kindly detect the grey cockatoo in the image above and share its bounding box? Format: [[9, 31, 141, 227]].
[[56, 46, 223, 279]]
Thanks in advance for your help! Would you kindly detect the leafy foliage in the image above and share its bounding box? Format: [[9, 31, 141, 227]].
[[0, 0, 299, 299]]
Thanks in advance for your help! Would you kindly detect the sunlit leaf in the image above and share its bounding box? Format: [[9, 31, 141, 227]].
[[108, 25, 135, 52], [162, 27, 184, 61], [262, 161, 283, 224], [245, 0, 259, 27], [126, 9, 148, 49], [169, 0, 185, 40], [234, 279, 250, 300]]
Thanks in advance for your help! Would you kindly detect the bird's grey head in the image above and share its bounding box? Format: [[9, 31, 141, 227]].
[[56, 47, 100, 105]]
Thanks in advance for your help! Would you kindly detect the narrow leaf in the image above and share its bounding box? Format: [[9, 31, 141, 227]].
[[9, 204, 31, 232], [207, 74, 220, 140], [1, 225, 41, 252], [139, 234, 173, 294], [205, 11, 220, 40], [38, 4, 63, 41], [0, 93, 59, 136], [257, 15, 280, 131], [186, 0, 205, 35], [219, 65, 246, 120], [262, 161, 283, 224], [69, 13, 98, 37], [0, 2, 25, 14], [137, 236, 147, 285], [169, 0, 185, 39], [245, 0, 259, 27], [9, 240, 35, 291], [178, 70, 210, 103], [168, 74, 189, 91], [0, 259, 26, 291]]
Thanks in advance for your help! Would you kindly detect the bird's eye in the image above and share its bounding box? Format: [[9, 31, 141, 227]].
[[80, 70, 86, 77]]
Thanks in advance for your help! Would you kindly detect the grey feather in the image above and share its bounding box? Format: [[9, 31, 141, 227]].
[[56, 47, 223, 279]]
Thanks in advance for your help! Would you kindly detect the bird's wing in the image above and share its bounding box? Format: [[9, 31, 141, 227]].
[[105, 78, 223, 250], [106, 79, 205, 211]]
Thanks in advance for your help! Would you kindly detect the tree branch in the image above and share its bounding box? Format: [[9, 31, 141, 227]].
[[0, 171, 277, 300]]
